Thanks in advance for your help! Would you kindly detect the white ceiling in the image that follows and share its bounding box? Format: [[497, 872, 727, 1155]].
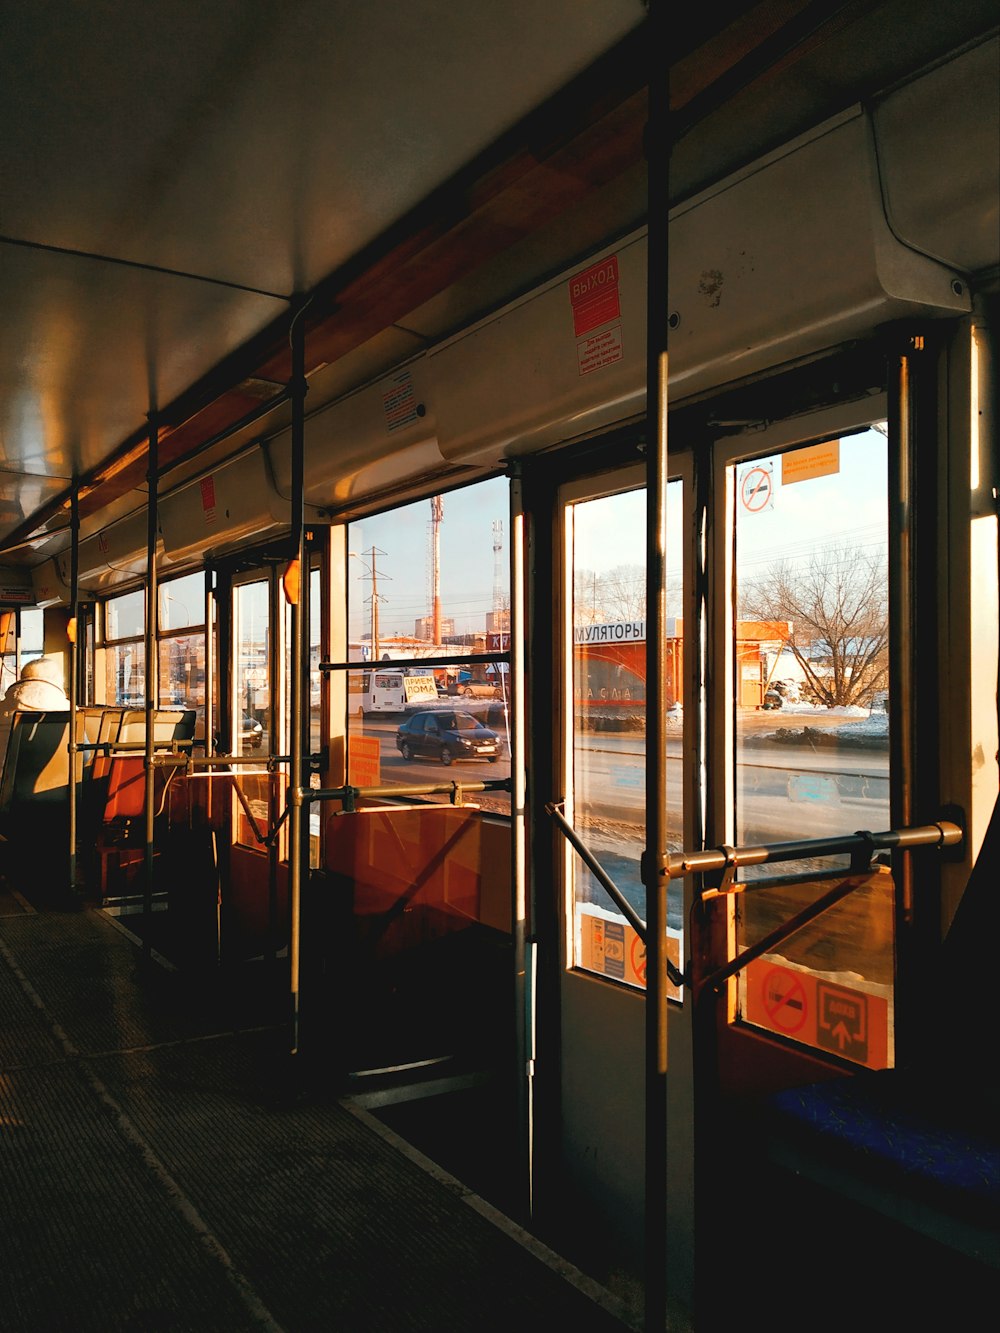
[[2, 0, 997, 570], [0, 0, 646, 545]]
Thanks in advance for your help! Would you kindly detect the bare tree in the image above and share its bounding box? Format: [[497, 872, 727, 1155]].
[[599, 563, 646, 621], [574, 563, 682, 625], [741, 546, 888, 707]]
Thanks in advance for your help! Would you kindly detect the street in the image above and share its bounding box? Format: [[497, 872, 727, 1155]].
[[352, 712, 890, 844]]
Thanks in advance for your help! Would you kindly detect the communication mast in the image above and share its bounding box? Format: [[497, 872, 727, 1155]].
[[429, 495, 444, 643]]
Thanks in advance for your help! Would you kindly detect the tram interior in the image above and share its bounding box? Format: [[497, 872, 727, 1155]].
[[1, 2, 998, 1328]]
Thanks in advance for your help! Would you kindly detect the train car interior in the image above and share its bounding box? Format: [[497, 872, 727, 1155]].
[[1, 2, 997, 1328]]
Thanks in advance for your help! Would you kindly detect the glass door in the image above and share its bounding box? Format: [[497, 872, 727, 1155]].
[[564, 473, 686, 995], [715, 415, 895, 1068], [550, 459, 692, 1306]]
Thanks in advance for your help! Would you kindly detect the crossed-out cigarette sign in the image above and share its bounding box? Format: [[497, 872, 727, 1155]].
[[740, 463, 773, 512]]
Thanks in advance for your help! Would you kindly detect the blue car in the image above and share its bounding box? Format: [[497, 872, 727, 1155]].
[[395, 710, 500, 765]]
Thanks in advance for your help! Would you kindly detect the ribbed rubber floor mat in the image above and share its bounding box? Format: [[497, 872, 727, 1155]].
[[0, 1060, 267, 1331], [2, 903, 635, 1331]]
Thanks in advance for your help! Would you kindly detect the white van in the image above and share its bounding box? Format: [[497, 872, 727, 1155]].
[[349, 671, 437, 716]]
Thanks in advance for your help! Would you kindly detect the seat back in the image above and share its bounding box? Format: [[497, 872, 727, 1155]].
[[116, 708, 196, 746], [0, 710, 72, 830], [103, 709, 196, 822]]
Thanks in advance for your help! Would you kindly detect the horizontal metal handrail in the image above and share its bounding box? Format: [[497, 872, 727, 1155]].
[[316, 777, 511, 811], [150, 753, 290, 769], [680, 821, 962, 896], [543, 812, 962, 993], [691, 820, 963, 991], [320, 652, 508, 673]]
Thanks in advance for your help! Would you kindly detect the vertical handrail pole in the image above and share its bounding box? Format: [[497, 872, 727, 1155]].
[[268, 570, 281, 968], [287, 300, 309, 1057], [68, 481, 80, 896], [509, 464, 531, 1213], [889, 339, 917, 1069], [204, 569, 215, 819], [889, 346, 914, 914], [144, 413, 159, 960], [644, 3, 671, 1328], [203, 567, 220, 962], [298, 482, 313, 965]]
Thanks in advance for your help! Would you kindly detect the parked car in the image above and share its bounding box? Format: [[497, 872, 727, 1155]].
[[242, 714, 263, 749], [447, 675, 503, 699], [395, 710, 500, 765]]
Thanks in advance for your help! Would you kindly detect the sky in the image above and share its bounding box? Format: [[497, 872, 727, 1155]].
[[348, 475, 509, 640], [346, 426, 889, 639]]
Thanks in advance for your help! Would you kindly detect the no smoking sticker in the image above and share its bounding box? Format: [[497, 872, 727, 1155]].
[[761, 967, 808, 1033], [630, 934, 646, 985], [743, 958, 890, 1069], [739, 462, 774, 513]]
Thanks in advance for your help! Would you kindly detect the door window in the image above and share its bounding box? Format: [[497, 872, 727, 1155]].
[[566, 477, 684, 996], [726, 426, 894, 1067]]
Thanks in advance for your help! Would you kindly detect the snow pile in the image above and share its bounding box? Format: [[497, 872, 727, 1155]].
[[776, 701, 869, 717], [832, 711, 889, 739]]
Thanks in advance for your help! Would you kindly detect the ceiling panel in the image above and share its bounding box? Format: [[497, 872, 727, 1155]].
[[2, 1, 646, 293], [0, 243, 287, 477]]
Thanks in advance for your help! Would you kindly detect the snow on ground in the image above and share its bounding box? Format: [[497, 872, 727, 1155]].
[[763, 700, 889, 740], [776, 701, 869, 717], [830, 711, 889, 739]]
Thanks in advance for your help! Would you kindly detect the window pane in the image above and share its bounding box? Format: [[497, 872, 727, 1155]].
[[236, 581, 270, 757], [282, 567, 322, 756], [158, 633, 205, 739], [732, 426, 894, 1068], [345, 480, 510, 814], [570, 482, 683, 996], [106, 642, 145, 703], [159, 573, 204, 632], [733, 430, 890, 859], [105, 590, 144, 641], [1, 610, 16, 694], [20, 607, 44, 662]]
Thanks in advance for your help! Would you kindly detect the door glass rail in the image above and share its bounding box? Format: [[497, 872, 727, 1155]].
[[309, 777, 511, 813], [154, 752, 291, 847], [546, 799, 686, 989], [546, 807, 962, 995], [679, 822, 962, 895], [685, 821, 963, 995]]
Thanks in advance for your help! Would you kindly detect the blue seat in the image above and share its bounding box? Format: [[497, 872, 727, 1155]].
[[756, 798, 1000, 1266]]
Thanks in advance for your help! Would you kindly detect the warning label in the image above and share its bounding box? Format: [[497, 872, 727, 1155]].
[[577, 325, 624, 376], [782, 440, 840, 486], [578, 909, 681, 999], [200, 476, 217, 523], [569, 255, 621, 337], [739, 463, 773, 513], [348, 734, 381, 788], [382, 371, 420, 433], [761, 966, 809, 1034], [744, 959, 889, 1069]]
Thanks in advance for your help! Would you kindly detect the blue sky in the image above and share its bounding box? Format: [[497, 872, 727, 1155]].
[[346, 426, 888, 638]]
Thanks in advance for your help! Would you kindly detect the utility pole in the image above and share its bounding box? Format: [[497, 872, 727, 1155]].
[[492, 519, 504, 628], [352, 546, 388, 661], [369, 545, 381, 660]]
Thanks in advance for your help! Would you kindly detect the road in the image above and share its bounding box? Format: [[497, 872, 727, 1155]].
[[353, 715, 890, 841]]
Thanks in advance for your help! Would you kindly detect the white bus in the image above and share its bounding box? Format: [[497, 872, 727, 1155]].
[[348, 671, 437, 716]]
